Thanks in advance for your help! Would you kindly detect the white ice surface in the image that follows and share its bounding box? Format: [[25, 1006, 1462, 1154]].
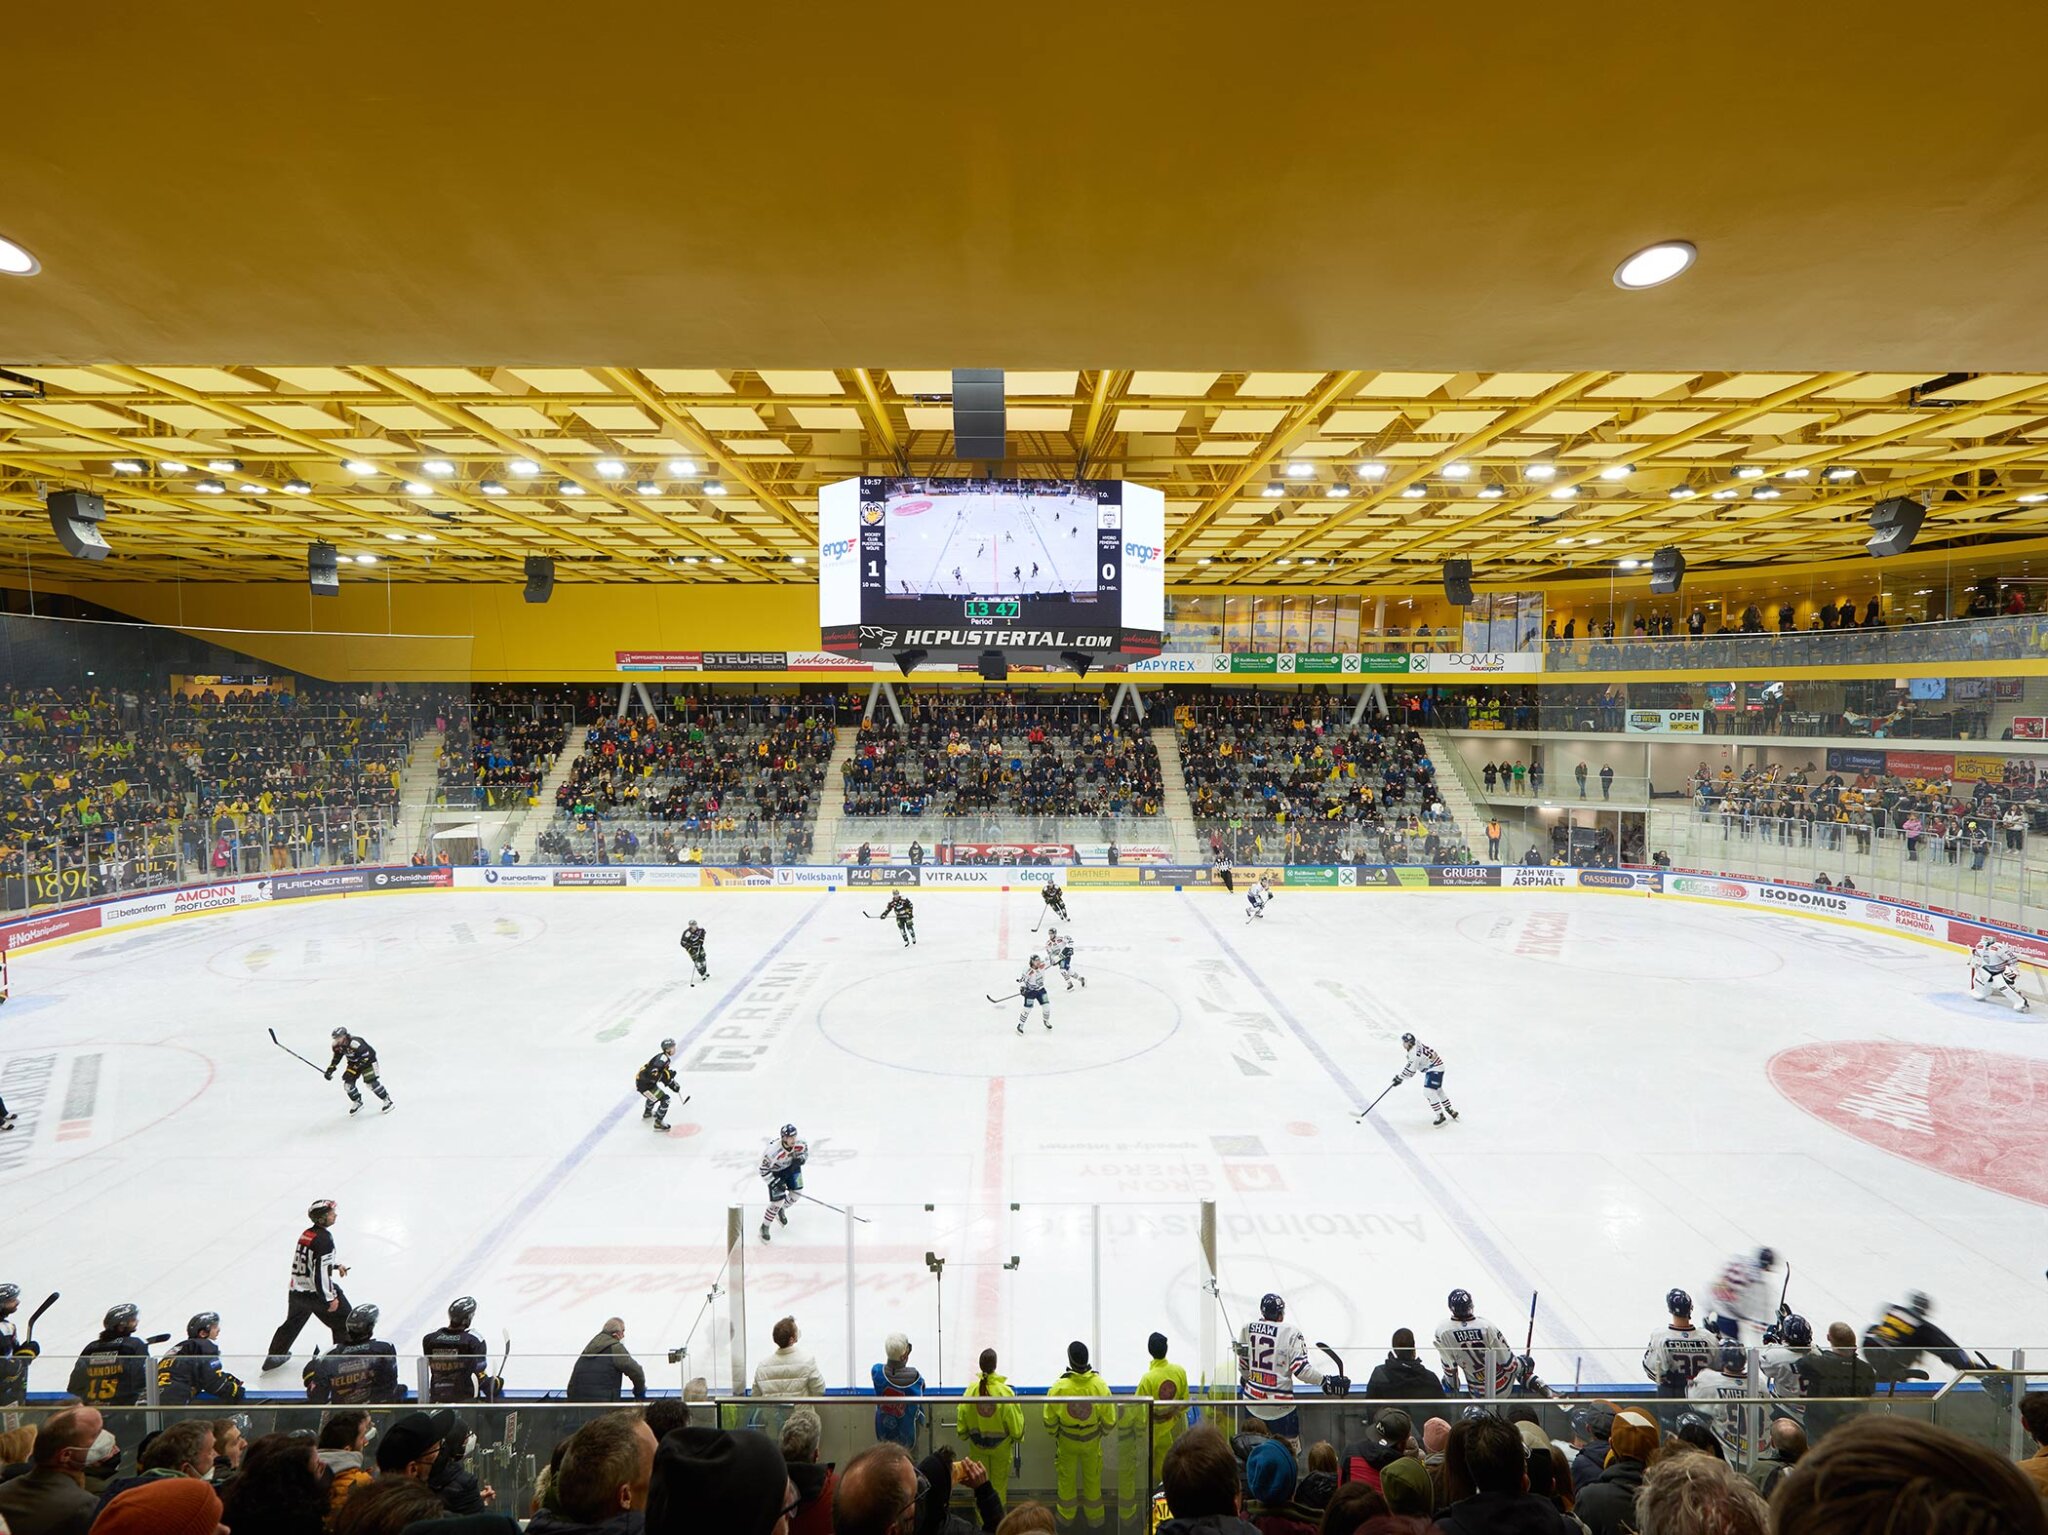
[[3, 888, 2042, 1396]]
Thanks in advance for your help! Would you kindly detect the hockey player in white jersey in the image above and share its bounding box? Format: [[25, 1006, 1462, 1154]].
[[1236, 1293, 1342, 1445], [1969, 936, 2032, 1012], [1244, 877, 1271, 922], [1393, 1034, 1459, 1126], [758, 1124, 807, 1243], [1758, 1313, 1813, 1409], [1686, 1340, 1755, 1456], [1044, 927, 1087, 991], [1434, 1290, 1530, 1396], [1016, 955, 1054, 1034], [1706, 1247, 1781, 1343], [1642, 1288, 1720, 1398]]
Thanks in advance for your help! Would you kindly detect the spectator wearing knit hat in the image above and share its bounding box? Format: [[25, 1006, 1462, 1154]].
[[89, 1476, 226, 1535], [1243, 1439, 1317, 1534], [1575, 1406, 1659, 1535], [644, 1426, 791, 1535]]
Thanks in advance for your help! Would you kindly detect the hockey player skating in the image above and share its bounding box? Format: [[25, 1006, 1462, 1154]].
[[1968, 935, 2032, 1011], [1244, 875, 1272, 922], [1045, 926, 1086, 990], [263, 1198, 349, 1370], [759, 1124, 807, 1242], [680, 921, 710, 985], [0, 1284, 43, 1405], [1706, 1247, 1780, 1343], [879, 891, 917, 947], [424, 1295, 503, 1402], [305, 1304, 406, 1403], [326, 1028, 394, 1115], [1016, 955, 1054, 1033], [1435, 1290, 1535, 1396], [67, 1303, 153, 1406], [1237, 1293, 1343, 1446], [1393, 1033, 1458, 1125], [1642, 1288, 1719, 1398], [1040, 880, 1070, 925], [1862, 1292, 1973, 1386], [156, 1312, 247, 1404], [636, 1039, 681, 1130]]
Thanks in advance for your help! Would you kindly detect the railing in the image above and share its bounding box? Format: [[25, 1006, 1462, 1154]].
[[1541, 613, 2048, 673], [1445, 697, 2006, 741], [0, 805, 406, 915]]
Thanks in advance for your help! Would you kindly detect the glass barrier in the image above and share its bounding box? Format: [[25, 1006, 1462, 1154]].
[[1541, 614, 2048, 674]]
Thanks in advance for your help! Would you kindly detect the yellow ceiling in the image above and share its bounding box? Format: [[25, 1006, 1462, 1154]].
[[3, 365, 2048, 585]]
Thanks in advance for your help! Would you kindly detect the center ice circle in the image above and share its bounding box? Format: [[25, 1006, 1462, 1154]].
[[815, 959, 1182, 1078]]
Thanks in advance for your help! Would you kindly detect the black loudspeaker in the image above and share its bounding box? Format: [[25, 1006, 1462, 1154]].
[[1442, 559, 1474, 606], [308, 541, 340, 597], [48, 489, 111, 561], [953, 369, 1006, 460], [977, 648, 1010, 682], [892, 647, 928, 678], [1059, 648, 1093, 679], [1866, 497, 1926, 558], [1649, 546, 1685, 595], [524, 555, 556, 603]]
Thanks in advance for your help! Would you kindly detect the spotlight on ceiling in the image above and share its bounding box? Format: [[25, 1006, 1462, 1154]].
[[479, 479, 506, 496], [111, 459, 144, 475], [1355, 461, 1387, 481], [1285, 461, 1312, 478], [206, 458, 242, 473], [1599, 464, 1633, 481], [0, 232, 42, 276], [892, 647, 929, 678], [1613, 240, 1697, 289], [508, 458, 540, 478], [1262, 482, 1285, 497], [595, 459, 627, 478], [1526, 463, 1557, 481], [1442, 461, 1471, 480], [1670, 485, 1698, 499], [284, 479, 312, 494], [422, 459, 455, 477]]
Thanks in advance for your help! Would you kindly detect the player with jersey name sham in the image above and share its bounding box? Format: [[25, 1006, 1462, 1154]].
[[1968, 934, 2032, 1011]]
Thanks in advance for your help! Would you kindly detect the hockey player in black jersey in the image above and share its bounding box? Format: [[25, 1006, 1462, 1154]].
[[881, 892, 917, 947], [1862, 1292, 1973, 1386], [423, 1296, 501, 1402], [1040, 880, 1069, 921], [0, 1284, 41, 1405], [326, 1028, 394, 1115], [157, 1312, 247, 1404], [680, 921, 710, 985], [636, 1040, 681, 1131], [305, 1303, 407, 1403], [67, 1303, 152, 1406], [264, 1198, 350, 1369]]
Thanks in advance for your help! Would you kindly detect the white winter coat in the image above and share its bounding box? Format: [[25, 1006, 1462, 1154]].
[[753, 1343, 826, 1397]]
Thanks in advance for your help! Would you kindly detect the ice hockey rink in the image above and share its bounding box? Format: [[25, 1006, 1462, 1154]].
[[882, 486, 1104, 597], [3, 885, 2043, 1396]]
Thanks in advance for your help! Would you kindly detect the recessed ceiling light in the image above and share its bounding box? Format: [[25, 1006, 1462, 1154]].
[[703, 481, 726, 496], [0, 233, 42, 276], [1442, 461, 1472, 479], [343, 460, 375, 476], [1478, 485, 1505, 499], [404, 480, 432, 496], [1325, 484, 1347, 498], [596, 458, 627, 478], [111, 459, 144, 475], [206, 459, 242, 473], [1285, 461, 1312, 478], [1356, 461, 1387, 480], [1613, 239, 1697, 290], [356, 553, 378, 565], [237, 482, 263, 494], [1754, 488, 1781, 499], [479, 479, 506, 496], [636, 481, 661, 497], [415, 533, 436, 542], [789, 553, 806, 563], [1402, 484, 1427, 498], [1273, 558, 1292, 567], [509, 458, 540, 478], [1826, 467, 1857, 482], [160, 460, 189, 474], [1617, 558, 1642, 570], [284, 479, 312, 494], [708, 555, 725, 564], [1599, 464, 1633, 481], [684, 555, 701, 564], [1556, 536, 1576, 545], [667, 458, 697, 477], [1262, 483, 1285, 497], [422, 459, 455, 477], [1583, 536, 1603, 545], [1550, 486, 1575, 500], [558, 481, 585, 496], [1670, 485, 1697, 499], [1736, 466, 1765, 480], [383, 531, 406, 541], [1780, 467, 1811, 479], [1526, 463, 1557, 481], [1297, 557, 1315, 565], [195, 478, 225, 494], [2020, 493, 2048, 504], [335, 554, 354, 564]]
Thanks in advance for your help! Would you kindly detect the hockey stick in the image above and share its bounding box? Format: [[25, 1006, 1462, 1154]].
[[1031, 907, 1046, 933], [268, 1029, 328, 1074], [985, 991, 1021, 1004], [144, 1332, 172, 1346], [24, 1291, 58, 1343], [493, 1333, 511, 1399], [794, 1192, 870, 1224], [1353, 1080, 1400, 1122], [1777, 1262, 1793, 1318], [1525, 1291, 1538, 1356]]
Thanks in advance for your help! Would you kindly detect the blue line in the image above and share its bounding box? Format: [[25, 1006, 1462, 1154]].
[[395, 894, 831, 1341], [1181, 893, 1591, 1364]]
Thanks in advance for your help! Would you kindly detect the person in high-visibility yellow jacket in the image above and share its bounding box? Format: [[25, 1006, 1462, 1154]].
[[1134, 1331, 1191, 1491], [1044, 1340, 1114, 1530], [954, 1348, 1025, 1506]]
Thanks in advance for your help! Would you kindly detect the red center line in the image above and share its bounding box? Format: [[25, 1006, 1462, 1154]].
[[969, 1075, 1007, 1359]]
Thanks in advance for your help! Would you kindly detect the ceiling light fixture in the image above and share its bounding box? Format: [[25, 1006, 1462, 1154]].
[[1736, 466, 1765, 480], [684, 555, 701, 565], [1262, 483, 1285, 497], [703, 481, 726, 496], [422, 459, 455, 477], [1612, 239, 1697, 290], [1556, 536, 1576, 545], [1325, 484, 1347, 498], [1583, 536, 1603, 545], [1826, 467, 1857, 482], [790, 553, 806, 563], [1712, 488, 1738, 500], [1599, 464, 1633, 481], [558, 481, 585, 496], [1198, 556, 1214, 565], [2020, 492, 2048, 504], [1285, 461, 1312, 478], [1297, 557, 1315, 565], [195, 478, 225, 494], [0, 233, 42, 276], [111, 459, 144, 475], [415, 533, 436, 542], [1442, 461, 1471, 479], [1550, 486, 1575, 500], [1273, 558, 1292, 567], [595, 458, 627, 478], [479, 479, 506, 496], [335, 554, 355, 565], [508, 458, 540, 478], [1754, 487, 1782, 499], [708, 555, 724, 563], [160, 460, 188, 473], [384, 531, 406, 541], [666, 458, 697, 477], [237, 482, 263, 494], [356, 553, 378, 565], [1478, 485, 1504, 499], [1781, 467, 1811, 479], [206, 459, 241, 473], [1617, 558, 1642, 570], [343, 460, 375, 476], [284, 479, 311, 494], [1670, 485, 1697, 498], [1356, 461, 1387, 480], [1402, 484, 1427, 498], [636, 481, 661, 497], [404, 480, 432, 496], [1526, 463, 1557, 481]]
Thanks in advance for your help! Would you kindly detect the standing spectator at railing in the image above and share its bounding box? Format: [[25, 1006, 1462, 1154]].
[[1482, 763, 1497, 794], [1484, 819, 1501, 861], [1529, 760, 1544, 796], [1575, 763, 1589, 798], [1511, 762, 1526, 795]]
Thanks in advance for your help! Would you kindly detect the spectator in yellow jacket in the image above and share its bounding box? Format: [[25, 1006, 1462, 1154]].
[[954, 1349, 1024, 1506], [1044, 1340, 1113, 1531]]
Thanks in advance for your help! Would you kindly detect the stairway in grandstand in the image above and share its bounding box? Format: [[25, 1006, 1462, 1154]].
[[1418, 728, 1501, 860], [396, 728, 445, 858], [500, 731, 585, 862], [809, 724, 859, 865], [1149, 718, 1200, 862]]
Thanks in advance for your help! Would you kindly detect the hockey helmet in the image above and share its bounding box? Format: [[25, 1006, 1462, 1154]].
[[448, 1296, 478, 1330], [1718, 1340, 1747, 1374], [660, 1038, 676, 1053], [104, 1303, 139, 1333], [1260, 1293, 1285, 1322], [345, 1304, 380, 1343], [1756, 1246, 1777, 1269], [308, 1198, 338, 1224], [0, 1283, 18, 1309], [187, 1311, 220, 1339], [780, 1123, 799, 1140], [1400, 1032, 1417, 1048], [1666, 1288, 1694, 1318], [331, 1027, 349, 1041], [1448, 1288, 1474, 1321], [1780, 1314, 1813, 1348], [1905, 1291, 1933, 1317]]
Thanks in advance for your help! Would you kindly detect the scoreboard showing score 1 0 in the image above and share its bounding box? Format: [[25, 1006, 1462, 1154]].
[[817, 475, 1166, 663]]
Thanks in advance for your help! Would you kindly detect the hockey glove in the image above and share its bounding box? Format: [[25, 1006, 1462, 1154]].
[[1390, 1075, 1403, 1087], [1440, 1371, 1459, 1395], [1515, 1354, 1538, 1388], [1321, 1374, 1351, 1397], [324, 1068, 335, 1080]]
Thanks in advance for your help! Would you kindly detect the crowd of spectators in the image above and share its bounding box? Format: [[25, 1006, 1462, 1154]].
[[439, 689, 578, 809], [1689, 759, 2042, 863], [840, 694, 1163, 826], [1546, 600, 2048, 674], [1173, 693, 1475, 865]]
